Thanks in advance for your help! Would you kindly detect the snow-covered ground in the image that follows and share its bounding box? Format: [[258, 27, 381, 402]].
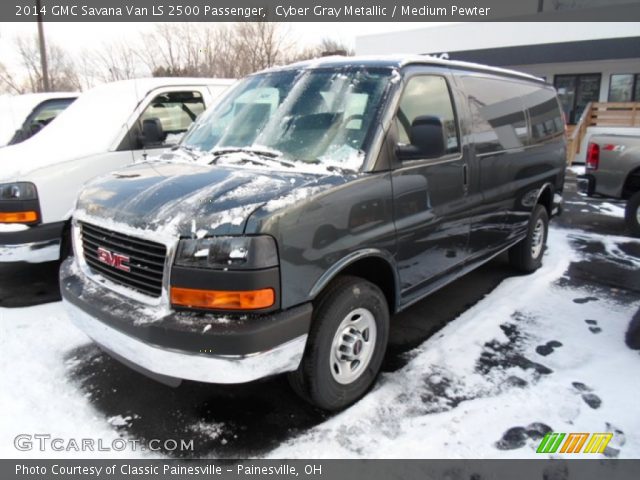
[[1, 227, 639, 459], [270, 228, 640, 458]]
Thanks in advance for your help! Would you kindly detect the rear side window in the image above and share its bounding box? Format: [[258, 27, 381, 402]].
[[521, 86, 564, 142], [396, 75, 460, 154], [461, 76, 529, 154], [30, 98, 74, 126]]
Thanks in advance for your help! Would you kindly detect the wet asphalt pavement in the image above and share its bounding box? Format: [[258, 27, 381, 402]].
[[1, 171, 639, 457]]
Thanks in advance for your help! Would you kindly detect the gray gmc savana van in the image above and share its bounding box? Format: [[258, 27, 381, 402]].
[[61, 56, 565, 410]]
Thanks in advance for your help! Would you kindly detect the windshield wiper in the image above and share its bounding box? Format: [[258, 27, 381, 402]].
[[308, 158, 358, 175], [210, 147, 282, 158], [171, 144, 199, 159], [210, 147, 296, 168]]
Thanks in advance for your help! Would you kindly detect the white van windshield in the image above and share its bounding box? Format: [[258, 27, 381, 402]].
[[182, 68, 393, 171]]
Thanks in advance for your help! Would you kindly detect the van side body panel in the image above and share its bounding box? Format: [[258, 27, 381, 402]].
[[246, 65, 565, 314]]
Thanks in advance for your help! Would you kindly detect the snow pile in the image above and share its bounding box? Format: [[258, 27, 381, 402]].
[[208, 203, 264, 230], [263, 186, 326, 212], [567, 165, 585, 175], [0, 304, 149, 458], [596, 202, 626, 219], [268, 229, 640, 459], [1, 227, 639, 459]]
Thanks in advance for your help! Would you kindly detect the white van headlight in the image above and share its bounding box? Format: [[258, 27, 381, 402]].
[[0, 182, 38, 200], [0, 182, 40, 224]]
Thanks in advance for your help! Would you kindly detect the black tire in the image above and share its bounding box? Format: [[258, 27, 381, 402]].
[[59, 221, 73, 260], [625, 308, 640, 350], [288, 275, 389, 411], [509, 204, 549, 273], [625, 192, 640, 237]]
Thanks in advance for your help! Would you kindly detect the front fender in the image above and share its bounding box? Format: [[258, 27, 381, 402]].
[[308, 248, 400, 310]]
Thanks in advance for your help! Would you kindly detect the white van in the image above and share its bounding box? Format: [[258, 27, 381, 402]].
[[0, 77, 234, 263], [0, 92, 77, 147]]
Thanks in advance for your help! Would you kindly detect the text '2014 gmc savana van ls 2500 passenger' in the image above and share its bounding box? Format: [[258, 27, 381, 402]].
[[60, 56, 566, 410], [0, 78, 233, 263]]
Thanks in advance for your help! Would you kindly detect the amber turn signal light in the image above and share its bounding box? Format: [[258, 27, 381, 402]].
[[170, 287, 275, 310], [0, 211, 38, 223]]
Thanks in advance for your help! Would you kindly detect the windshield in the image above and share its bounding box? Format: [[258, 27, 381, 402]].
[[181, 67, 393, 171]]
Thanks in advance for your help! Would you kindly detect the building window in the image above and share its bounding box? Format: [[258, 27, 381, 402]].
[[553, 74, 601, 125], [608, 74, 640, 102]]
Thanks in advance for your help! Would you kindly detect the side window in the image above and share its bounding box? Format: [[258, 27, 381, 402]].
[[461, 76, 529, 154], [9, 98, 75, 145], [396, 75, 459, 155], [29, 99, 74, 127], [138, 90, 205, 148], [521, 86, 564, 142]]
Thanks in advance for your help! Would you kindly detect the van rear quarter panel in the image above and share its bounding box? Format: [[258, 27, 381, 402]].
[[452, 72, 566, 248]]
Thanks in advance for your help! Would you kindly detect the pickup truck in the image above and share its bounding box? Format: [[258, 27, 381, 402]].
[[578, 134, 640, 236]]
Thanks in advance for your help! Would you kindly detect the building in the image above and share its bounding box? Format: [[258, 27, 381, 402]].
[[356, 22, 640, 161]]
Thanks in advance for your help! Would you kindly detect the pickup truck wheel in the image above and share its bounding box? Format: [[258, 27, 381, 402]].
[[288, 276, 389, 411], [625, 192, 640, 237], [509, 204, 549, 273]]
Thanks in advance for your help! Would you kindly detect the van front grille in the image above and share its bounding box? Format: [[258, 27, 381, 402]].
[[80, 222, 166, 298]]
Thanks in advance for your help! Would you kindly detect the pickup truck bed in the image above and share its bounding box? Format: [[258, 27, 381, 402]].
[[578, 133, 640, 236]]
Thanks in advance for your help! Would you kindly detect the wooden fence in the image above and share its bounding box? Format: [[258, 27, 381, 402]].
[[567, 102, 640, 165]]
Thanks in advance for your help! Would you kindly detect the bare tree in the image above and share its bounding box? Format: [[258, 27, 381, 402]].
[[317, 38, 354, 56], [0, 62, 24, 94], [285, 37, 354, 64], [2, 23, 357, 94], [233, 22, 290, 74], [141, 22, 292, 79], [139, 23, 199, 76], [14, 34, 80, 92], [86, 41, 143, 83]]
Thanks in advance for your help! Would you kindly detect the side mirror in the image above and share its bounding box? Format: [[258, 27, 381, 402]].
[[397, 115, 446, 161], [140, 118, 164, 147]]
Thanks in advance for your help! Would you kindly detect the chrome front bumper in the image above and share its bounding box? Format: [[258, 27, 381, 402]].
[[0, 238, 60, 263], [64, 299, 308, 385]]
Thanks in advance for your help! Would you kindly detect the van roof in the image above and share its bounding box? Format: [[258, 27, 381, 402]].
[[262, 55, 544, 83], [87, 77, 236, 99]]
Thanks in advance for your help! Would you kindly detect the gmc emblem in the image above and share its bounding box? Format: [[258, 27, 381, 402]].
[[96, 247, 131, 272]]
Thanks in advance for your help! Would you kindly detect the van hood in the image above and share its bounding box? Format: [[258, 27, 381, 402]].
[[0, 135, 104, 181], [75, 157, 344, 237]]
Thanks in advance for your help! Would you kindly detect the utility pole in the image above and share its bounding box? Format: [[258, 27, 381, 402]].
[[35, 0, 50, 91]]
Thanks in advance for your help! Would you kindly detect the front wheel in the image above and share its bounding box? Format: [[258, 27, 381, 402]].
[[288, 276, 389, 411], [509, 204, 549, 273], [625, 192, 640, 237]]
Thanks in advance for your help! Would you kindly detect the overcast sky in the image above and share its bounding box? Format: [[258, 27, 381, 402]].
[[0, 22, 445, 72]]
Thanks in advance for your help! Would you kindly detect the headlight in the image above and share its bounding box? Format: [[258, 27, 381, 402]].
[[174, 236, 278, 269], [0, 182, 38, 200], [0, 182, 40, 224]]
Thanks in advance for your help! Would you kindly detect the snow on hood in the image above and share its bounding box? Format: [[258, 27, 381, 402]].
[[75, 156, 341, 238], [0, 81, 147, 181]]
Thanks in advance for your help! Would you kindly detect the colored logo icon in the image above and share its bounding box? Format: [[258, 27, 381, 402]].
[[536, 432, 613, 454]]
